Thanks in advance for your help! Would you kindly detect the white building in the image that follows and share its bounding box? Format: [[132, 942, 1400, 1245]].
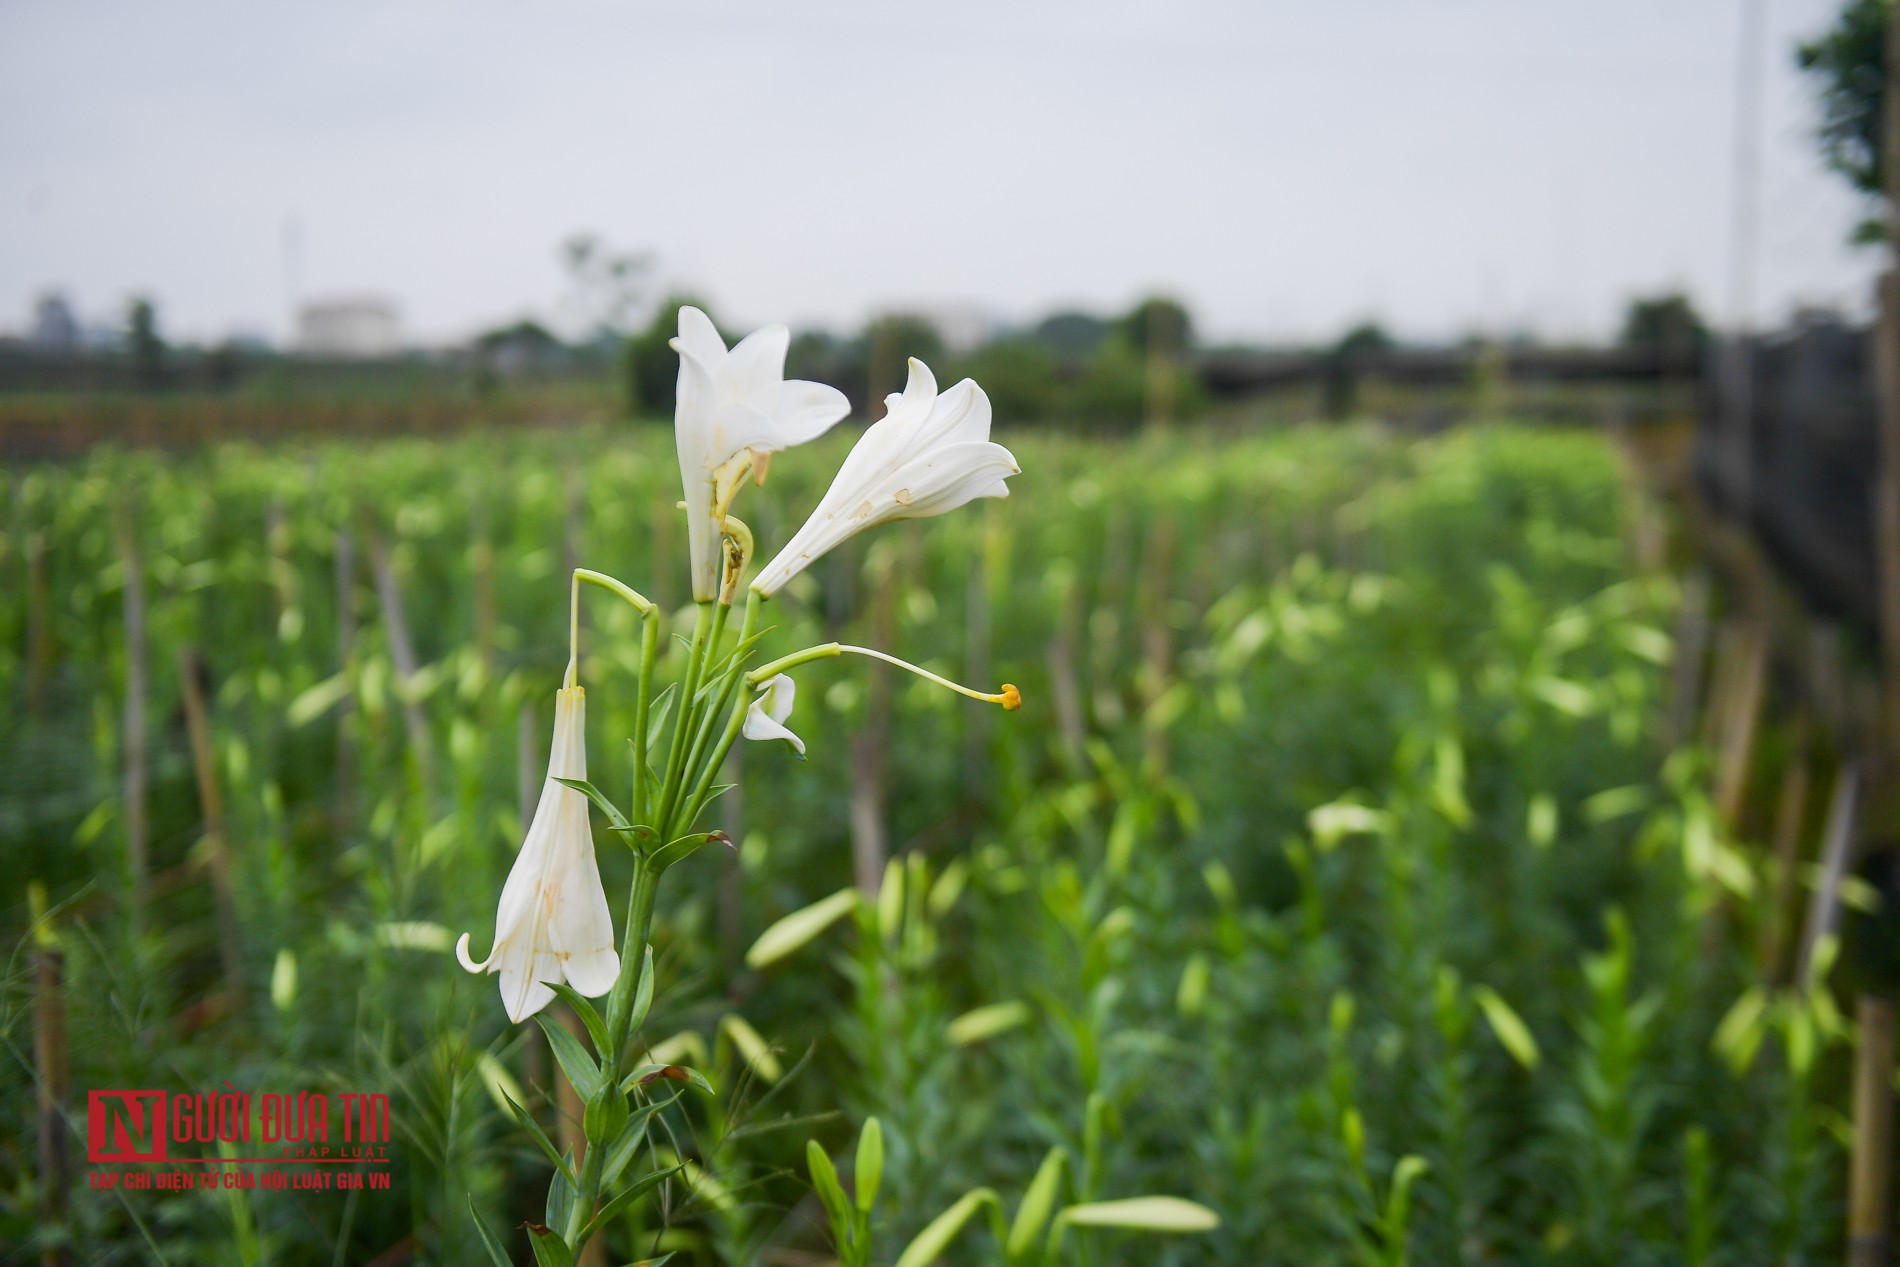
[[296, 297, 401, 357]]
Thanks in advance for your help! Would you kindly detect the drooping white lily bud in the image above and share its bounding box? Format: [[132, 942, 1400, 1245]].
[[752, 358, 1017, 598], [457, 685, 619, 1023], [742, 673, 805, 756]]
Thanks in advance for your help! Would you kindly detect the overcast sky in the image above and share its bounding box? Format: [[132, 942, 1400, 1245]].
[[0, 0, 1881, 346]]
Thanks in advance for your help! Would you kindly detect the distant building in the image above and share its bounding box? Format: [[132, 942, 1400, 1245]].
[[31, 292, 79, 349], [297, 296, 401, 357]]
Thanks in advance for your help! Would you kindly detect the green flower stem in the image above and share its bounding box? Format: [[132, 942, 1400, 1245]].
[[568, 569, 661, 827], [678, 693, 750, 833], [632, 610, 660, 826], [746, 642, 844, 684], [572, 850, 662, 1247], [575, 568, 656, 617], [657, 602, 714, 830], [671, 589, 762, 836], [603, 854, 661, 1072]]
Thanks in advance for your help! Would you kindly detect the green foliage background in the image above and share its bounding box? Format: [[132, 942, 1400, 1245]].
[[0, 421, 1849, 1263]]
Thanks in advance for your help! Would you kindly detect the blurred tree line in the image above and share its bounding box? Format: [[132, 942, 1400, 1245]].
[[622, 294, 1205, 434]]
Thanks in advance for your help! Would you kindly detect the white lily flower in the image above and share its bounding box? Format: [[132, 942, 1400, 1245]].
[[457, 685, 619, 1023], [672, 306, 851, 601], [742, 673, 804, 755], [752, 358, 1017, 597]]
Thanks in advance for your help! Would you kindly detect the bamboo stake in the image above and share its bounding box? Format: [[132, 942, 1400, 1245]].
[[267, 496, 292, 631], [562, 460, 586, 583], [25, 528, 50, 716], [1665, 569, 1713, 750], [1876, 0, 1900, 772], [962, 511, 1003, 800], [367, 529, 434, 787], [1762, 720, 1811, 976], [31, 887, 69, 1267], [114, 505, 149, 938], [1850, 995, 1895, 1267], [650, 497, 676, 614], [1048, 578, 1088, 774], [849, 546, 897, 895], [1798, 758, 1863, 980], [718, 745, 745, 975], [1714, 620, 1769, 828], [1144, 301, 1178, 430], [178, 648, 246, 1000], [334, 524, 357, 832], [1139, 515, 1178, 773], [471, 502, 497, 673]]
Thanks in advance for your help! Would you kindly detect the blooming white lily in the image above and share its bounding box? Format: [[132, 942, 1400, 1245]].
[[457, 685, 619, 1023], [742, 673, 804, 755], [752, 358, 1017, 597], [672, 306, 851, 601]]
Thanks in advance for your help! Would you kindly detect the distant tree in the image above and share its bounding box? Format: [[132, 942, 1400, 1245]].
[[1069, 337, 1149, 434], [862, 315, 947, 415], [1619, 293, 1709, 361], [205, 339, 243, 391], [1797, 0, 1889, 241], [957, 337, 1062, 422], [126, 296, 166, 389], [562, 233, 652, 337], [624, 295, 715, 418], [1033, 311, 1110, 363], [1323, 322, 1393, 419], [1117, 296, 1193, 355], [1334, 322, 1394, 358]]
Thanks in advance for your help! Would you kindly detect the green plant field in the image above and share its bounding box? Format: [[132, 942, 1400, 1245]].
[[1, 422, 1849, 1264]]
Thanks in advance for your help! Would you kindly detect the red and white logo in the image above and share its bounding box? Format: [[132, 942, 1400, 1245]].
[[88, 1090, 168, 1163]]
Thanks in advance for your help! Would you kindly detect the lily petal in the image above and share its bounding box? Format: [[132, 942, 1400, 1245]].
[[743, 674, 805, 755], [753, 364, 1017, 597]]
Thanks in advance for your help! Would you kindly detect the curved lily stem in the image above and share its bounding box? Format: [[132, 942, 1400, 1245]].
[[575, 568, 656, 617], [747, 642, 1020, 710]]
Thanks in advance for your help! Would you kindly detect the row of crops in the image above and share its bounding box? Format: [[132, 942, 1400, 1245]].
[[0, 421, 1850, 1263]]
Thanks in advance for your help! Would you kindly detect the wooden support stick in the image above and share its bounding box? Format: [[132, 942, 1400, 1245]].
[[1762, 721, 1811, 977], [718, 746, 745, 975], [115, 506, 149, 938], [849, 548, 896, 895], [965, 531, 995, 797], [32, 898, 69, 1267], [1850, 995, 1896, 1267], [367, 529, 434, 787], [334, 524, 357, 831], [1875, 0, 1900, 772], [1665, 569, 1713, 750], [1714, 620, 1768, 828], [471, 501, 496, 673], [178, 648, 246, 1000], [1048, 580, 1087, 774], [25, 528, 50, 716], [1798, 758, 1862, 980], [1139, 515, 1178, 774]]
